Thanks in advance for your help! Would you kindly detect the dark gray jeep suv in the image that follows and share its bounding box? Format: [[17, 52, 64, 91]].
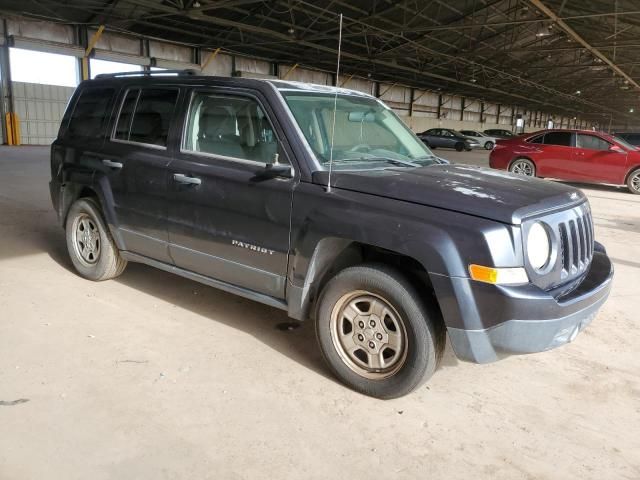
[[50, 71, 613, 398]]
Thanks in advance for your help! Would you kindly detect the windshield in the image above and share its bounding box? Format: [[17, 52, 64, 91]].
[[612, 135, 638, 151], [281, 91, 438, 170]]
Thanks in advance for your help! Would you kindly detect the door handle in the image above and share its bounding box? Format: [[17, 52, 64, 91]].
[[173, 173, 202, 186], [102, 159, 123, 169]]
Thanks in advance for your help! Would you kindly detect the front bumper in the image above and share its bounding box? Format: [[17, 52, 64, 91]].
[[442, 247, 613, 363]]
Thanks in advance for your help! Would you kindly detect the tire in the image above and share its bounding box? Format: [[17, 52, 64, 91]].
[[455, 142, 464, 152], [627, 168, 640, 194], [509, 158, 536, 177], [65, 197, 127, 281], [316, 264, 444, 399], [484, 141, 494, 150]]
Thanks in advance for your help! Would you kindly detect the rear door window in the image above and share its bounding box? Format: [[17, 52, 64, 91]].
[[113, 87, 179, 147], [543, 131, 573, 147], [65, 87, 115, 139]]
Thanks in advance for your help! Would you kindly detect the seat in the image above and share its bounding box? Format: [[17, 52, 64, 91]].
[[197, 104, 245, 159]]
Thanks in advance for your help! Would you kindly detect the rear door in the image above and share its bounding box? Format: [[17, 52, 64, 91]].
[[534, 131, 577, 179], [166, 88, 295, 299], [574, 133, 628, 184], [100, 86, 181, 263]]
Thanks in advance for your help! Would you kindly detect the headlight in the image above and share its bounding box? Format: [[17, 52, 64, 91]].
[[527, 222, 551, 270]]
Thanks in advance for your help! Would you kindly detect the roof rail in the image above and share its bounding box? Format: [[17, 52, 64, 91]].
[[94, 69, 199, 79]]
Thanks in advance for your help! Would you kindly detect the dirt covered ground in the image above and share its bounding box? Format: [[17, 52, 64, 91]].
[[1, 146, 638, 479]]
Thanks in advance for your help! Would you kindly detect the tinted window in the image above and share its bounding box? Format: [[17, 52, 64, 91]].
[[577, 134, 610, 151], [114, 88, 178, 147], [543, 132, 572, 146], [66, 88, 115, 139], [183, 93, 279, 164], [528, 134, 544, 144]]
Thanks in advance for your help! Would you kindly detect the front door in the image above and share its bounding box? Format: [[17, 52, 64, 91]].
[[573, 133, 629, 184], [167, 89, 295, 299], [100, 86, 181, 263]]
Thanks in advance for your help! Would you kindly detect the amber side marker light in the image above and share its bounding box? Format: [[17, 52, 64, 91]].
[[469, 264, 529, 285]]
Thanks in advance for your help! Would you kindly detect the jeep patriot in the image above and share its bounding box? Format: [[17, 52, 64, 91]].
[[49, 71, 613, 398]]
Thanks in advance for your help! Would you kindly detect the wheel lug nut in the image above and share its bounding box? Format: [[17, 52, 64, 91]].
[[368, 341, 375, 349], [357, 334, 364, 341], [369, 320, 376, 327], [358, 321, 365, 328], [376, 333, 383, 340]]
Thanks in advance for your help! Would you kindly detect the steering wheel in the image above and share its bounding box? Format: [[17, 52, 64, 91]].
[[348, 144, 371, 153]]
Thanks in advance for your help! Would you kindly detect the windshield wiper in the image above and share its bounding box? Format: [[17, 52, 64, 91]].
[[361, 156, 421, 168]]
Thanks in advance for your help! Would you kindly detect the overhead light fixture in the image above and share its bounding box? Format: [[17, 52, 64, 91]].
[[575, 90, 581, 95], [630, 108, 635, 113], [470, 77, 477, 83], [536, 24, 553, 37], [287, 27, 295, 35]]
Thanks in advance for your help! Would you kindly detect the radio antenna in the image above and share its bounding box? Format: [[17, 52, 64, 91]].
[[326, 13, 343, 193]]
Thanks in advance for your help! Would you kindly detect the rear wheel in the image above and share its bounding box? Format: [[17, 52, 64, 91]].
[[509, 158, 536, 177], [455, 142, 465, 152], [65, 198, 127, 281], [484, 141, 494, 150], [627, 169, 640, 194], [316, 264, 444, 399]]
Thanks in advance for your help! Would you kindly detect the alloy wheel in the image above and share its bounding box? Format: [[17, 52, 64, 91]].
[[511, 160, 534, 176], [330, 291, 408, 380], [72, 214, 101, 265]]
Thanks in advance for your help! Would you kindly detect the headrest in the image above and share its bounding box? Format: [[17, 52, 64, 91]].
[[199, 105, 236, 138]]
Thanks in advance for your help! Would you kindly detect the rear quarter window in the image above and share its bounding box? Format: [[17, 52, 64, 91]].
[[64, 87, 115, 140]]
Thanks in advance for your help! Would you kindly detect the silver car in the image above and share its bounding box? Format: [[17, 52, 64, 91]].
[[459, 130, 498, 150]]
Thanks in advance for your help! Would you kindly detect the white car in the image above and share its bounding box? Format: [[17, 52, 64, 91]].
[[460, 130, 498, 150]]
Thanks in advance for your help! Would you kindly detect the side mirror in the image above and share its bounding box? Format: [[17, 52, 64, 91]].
[[255, 162, 293, 180], [610, 144, 625, 153]]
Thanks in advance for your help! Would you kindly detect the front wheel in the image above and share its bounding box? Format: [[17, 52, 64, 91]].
[[316, 264, 444, 399], [509, 158, 536, 177], [627, 169, 640, 194], [65, 198, 127, 281], [484, 141, 494, 150]]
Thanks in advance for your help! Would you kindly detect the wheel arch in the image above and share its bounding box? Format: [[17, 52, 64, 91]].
[[286, 238, 443, 329], [624, 164, 640, 183], [60, 179, 124, 250]]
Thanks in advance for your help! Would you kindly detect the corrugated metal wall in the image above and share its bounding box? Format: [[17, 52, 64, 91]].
[[12, 82, 74, 145]]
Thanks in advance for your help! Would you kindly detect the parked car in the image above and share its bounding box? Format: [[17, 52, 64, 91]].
[[490, 129, 640, 194], [460, 130, 498, 150], [484, 128, 515, 138], [50, 73, 613, 398], [417, 128, 480, 151], [614, 132, 640, 147]]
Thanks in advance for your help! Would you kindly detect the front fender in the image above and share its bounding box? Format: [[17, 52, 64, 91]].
[[286, 183, 523, 323]]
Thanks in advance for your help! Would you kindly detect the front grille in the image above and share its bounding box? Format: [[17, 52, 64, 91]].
[[558, 210, 594, 280], [525, 202, 594, 293]]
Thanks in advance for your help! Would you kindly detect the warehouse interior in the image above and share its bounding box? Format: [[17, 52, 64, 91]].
[[0, 1, 639, 479], [2, 0, 640, 145]]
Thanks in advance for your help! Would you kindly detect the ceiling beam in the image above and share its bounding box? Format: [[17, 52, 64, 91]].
[[529, 0, 640, 92]]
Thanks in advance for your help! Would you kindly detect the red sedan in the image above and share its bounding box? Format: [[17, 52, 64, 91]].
[[489, 129, 640, 194]]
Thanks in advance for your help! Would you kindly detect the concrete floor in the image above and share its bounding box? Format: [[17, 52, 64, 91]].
[[0, 146, 639, 480]]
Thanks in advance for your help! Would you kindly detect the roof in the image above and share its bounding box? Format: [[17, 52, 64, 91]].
[[5, 1, 640, 127], [86, 72, 373, 98]]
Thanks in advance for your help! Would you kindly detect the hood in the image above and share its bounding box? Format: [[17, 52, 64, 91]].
[[313, 164, 586, 225]]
